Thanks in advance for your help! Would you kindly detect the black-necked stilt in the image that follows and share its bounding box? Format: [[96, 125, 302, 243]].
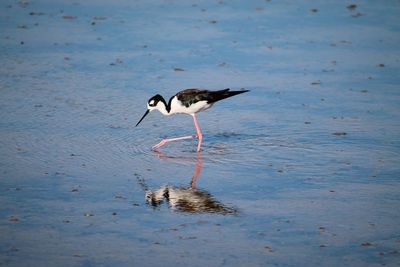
[[136, 152, 238, 214], [135, 88, 249, 152]]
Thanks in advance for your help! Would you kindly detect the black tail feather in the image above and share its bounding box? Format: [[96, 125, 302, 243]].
[[208, 88, 249, 103]]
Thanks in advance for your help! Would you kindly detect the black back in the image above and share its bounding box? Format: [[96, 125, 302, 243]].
[[174, 88, 249, 108]]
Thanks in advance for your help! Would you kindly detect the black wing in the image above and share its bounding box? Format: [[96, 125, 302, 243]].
[[174, 88, 248, 108], [173, 89, 212, 107]]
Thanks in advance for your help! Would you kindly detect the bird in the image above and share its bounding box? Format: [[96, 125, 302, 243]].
[[144, 184, 238, 215], [135, 88, 249, 152], [137, 151, 238, 214]]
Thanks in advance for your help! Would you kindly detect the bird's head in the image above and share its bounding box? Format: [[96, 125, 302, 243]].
[[146, 94, 164, 111], [135, 94, 166, 127]]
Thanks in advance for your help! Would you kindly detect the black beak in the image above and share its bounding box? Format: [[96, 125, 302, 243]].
[[135, 109, 150, 127]]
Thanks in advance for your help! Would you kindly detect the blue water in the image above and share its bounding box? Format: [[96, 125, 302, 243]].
[[1, 1, 400, 266]]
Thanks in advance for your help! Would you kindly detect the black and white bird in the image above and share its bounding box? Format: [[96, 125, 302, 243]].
[[135, 88, 249, 152], [145, 185, 238, 215]]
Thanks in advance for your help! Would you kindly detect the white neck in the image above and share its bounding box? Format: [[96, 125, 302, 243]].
[[155, 101, 170, 115]]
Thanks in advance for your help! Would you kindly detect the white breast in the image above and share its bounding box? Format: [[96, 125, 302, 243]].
[[169, 96, 212, 115]]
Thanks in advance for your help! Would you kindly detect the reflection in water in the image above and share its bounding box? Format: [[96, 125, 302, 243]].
[[137, 152, 238, 215]]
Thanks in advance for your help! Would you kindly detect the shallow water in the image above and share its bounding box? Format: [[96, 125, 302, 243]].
[[1, 0, 400, 266]]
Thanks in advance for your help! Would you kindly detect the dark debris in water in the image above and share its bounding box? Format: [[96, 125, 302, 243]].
[[9, 216, 19, 223], [73, 254, 86, 258], [29, 11, 45, 16], [93, 16, 107, 20], [352, 12, 364, 18], [62, 15, 77, 20], [108, 125, 124, 129], [347, 4, 357, 11], [179, 236, 197, 240], [361, 242, 373, 247], [264, 246, 274, 252], [311, 80, 321, 85], [215, 132, 242, 138], [109, 58, 123, 66], [174, 67, 185, 71]]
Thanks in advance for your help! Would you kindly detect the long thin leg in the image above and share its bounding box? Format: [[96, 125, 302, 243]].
[[192, 114, 203, 152], [152, 134, 196, 150], [151, 114, 203, 151], [190, 152, 202, 188]]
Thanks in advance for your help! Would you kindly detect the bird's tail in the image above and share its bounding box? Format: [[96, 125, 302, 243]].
[[208, 88, 249, 103]]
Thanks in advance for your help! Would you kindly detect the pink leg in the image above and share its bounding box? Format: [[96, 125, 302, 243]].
[[190, 152, 202, 188], [152, 134, 196, 150], [192, 114, 203, 152], [151, 114, 203, 151]]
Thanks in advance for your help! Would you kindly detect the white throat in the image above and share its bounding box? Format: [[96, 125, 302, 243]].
[[154, 101, 170, 115]]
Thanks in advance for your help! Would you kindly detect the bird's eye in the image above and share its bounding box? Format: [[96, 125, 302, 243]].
[[149, 100, 155, 106]]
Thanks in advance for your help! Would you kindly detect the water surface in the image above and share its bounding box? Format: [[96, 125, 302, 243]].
[[1, 1, 400, 266]]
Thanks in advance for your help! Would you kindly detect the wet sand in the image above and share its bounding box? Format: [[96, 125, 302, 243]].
[[1, 1, 400, 266]]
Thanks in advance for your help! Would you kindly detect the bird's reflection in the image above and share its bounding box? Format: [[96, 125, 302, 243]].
[[138, 151, 238, 215]]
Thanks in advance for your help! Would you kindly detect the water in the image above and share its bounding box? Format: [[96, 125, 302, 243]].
[[1, 0, 400, 266]]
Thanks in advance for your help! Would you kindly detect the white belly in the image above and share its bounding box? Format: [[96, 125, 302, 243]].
[[170, 97, 212, 115]]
